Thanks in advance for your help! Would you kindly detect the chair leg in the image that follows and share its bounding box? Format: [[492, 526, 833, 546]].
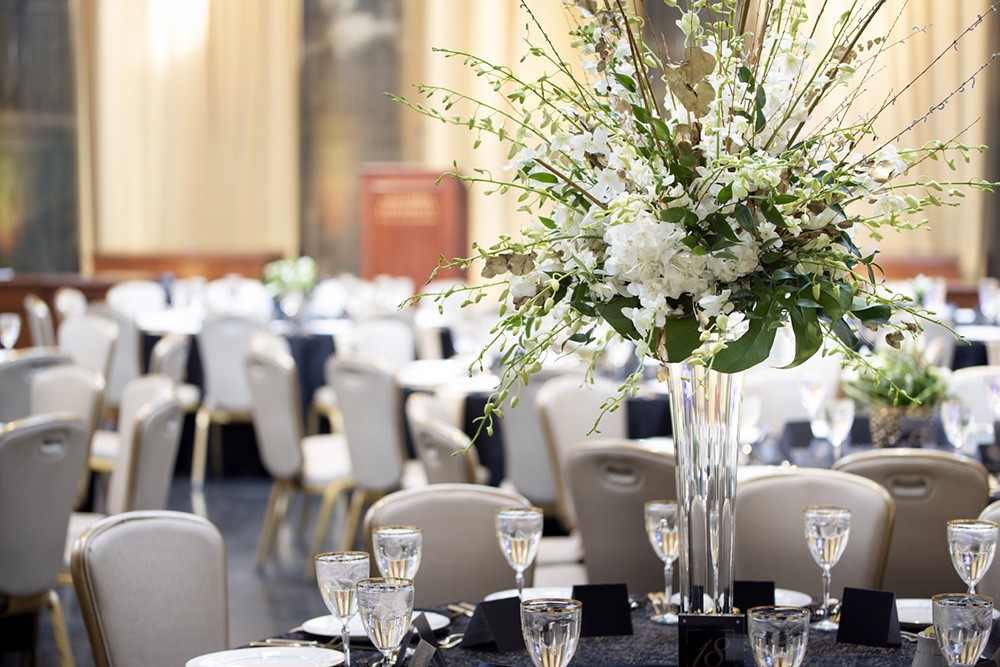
[[307, 405, 320, 436], [255, 481, 284, 569], [191, 407, 211, 488], [47, 589, 75, 667], [210, 422, 225, 478], [297, 494, 315, 540], [305, 480, 354, 579], [341, 489, 368, 552]]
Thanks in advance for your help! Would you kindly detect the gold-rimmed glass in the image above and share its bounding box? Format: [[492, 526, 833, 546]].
[[644, 500, 679, 624], [520, 598, 582, 667], [747, 606, 811, 667], [372, 525, 423, 579], [315, 551, 369, 667], [495, 506, 543, 598], [356, 577, 415, 666], [947, 520, 998, 595], [803, 505, 851, 631], [932, 593, 994, 667]]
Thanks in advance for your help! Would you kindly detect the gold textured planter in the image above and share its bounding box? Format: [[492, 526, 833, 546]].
[[869, 406, 935, 448]]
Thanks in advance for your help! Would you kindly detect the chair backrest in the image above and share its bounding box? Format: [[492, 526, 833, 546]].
[[71, 510, 229, 667], [0, 348, 73, 423], [308, 276, 351, 319], [364, 484, 532, 606], [537, 375, 626, 530], [977, 500, 1000, 604], [148, 333, 191, 383], [57, 314, 119, 383], [352, 315, 416, 369], [204, 275, 273, 321], [405, 391, 457, 432], [108, 375, 175, 505], [88, 304, 143, 408], [23, 294, 56, 347], [566, 440, 677, 593], [106, 280, 167, 318], [734, 469, 895, 597], [499, 370, 577, 507], [245, 341, 304, 480], [834, 448, 989, 598], [106, 394, 184, 515], [948, 366, 1000, 425], [0, 413, 88, 596], [326, 357, 406, 491], [409, 410, 481, 485], [197, 314, 268, 411], [54, 286, 88, 324]]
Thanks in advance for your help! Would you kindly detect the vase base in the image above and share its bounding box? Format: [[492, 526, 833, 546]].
[[649, 612, 679, 625]]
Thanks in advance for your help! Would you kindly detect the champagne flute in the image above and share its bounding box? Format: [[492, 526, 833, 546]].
[[932, 593, 994, 667], [372, 526, 423, 579], [747, 606, 811, 667], [0, 313, 20, 350], [940, 400, 973, 452], [356, 577, 415, 667], [803, 505, 851, 631], [825, 398, 855, 456], [495, 506, 543, 598], [947, 520, 998, 595], [315, 551, 369, 667], [520, 598, 582, 667], [644, 500, 679, 624]]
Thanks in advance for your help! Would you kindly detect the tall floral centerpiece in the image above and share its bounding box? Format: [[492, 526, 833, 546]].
[[397, 0, 997, 617]]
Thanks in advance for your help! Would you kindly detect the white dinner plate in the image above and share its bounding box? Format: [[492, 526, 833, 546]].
[[186, 647, 345, 666], [483, 587, 573, 602], [301, 610, 449, 638], [896, 598, 1000, 628], [666, 589, 811, 610]]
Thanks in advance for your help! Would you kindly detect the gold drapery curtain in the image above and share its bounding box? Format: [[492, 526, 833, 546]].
[[72, 0, 301, 266]]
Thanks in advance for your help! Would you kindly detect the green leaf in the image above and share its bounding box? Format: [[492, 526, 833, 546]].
[[538, 216, 556, 229], [632, 105, 650, 124], [614, 73, 637, 93], [737, 65, 754, 88], [780, 306, 823, 369], [529, 172, 558, 183], [771, 194, 797, 205], [717, 183, 734, 205], [711, 318, 777, 372], [660, 316, 702, 363], [660, 207, 689, 222], [708, 214, 740, 243], [832, 317, 859, 348], [852, 302, 891, 323], [733, 204, 755, 234], [760, 201, 786, 228], [755, 108, 766, 132], [596, 296, 641, 339]]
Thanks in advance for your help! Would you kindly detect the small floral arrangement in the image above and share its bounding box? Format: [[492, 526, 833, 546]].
[[263, 256, 318, 295], [842, 346, 949, 408], [396, 1, 997, 434]]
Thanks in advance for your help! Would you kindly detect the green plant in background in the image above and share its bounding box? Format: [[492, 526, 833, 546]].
[[264, 256, 318, 295], [843, 346, 949, 408]]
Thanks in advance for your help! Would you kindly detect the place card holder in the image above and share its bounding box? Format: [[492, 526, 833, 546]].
[[733, 580, 776, 621], [677, 614, 744, 667], [973, 616, 1000, 666], [459, 597, 524, 652], [392, 628, 415, 667], [409, 638, 448, 667], [571, 583, 633, 637], [835, 587, 901, 647]]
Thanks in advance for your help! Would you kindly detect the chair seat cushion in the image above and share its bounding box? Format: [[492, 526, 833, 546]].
[[538, 533, 583, 565], [312, 385, 337, 413], [176, 383, 202, 411], [90, 430, 119, 469], [401, 459, 428, 489], [65, 511, 104, 567], [300, 434, 353, 488]]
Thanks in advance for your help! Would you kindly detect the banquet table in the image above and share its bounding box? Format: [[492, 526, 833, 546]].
[[274, 600, 918, 666]]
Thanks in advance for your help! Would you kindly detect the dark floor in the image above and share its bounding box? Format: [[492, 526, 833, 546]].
[[11, 477, 339, 666]]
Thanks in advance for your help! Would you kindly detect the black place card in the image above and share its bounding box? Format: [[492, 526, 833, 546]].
[[459, 597, 524, 652], [393, 626, 415, 667], [836, 587, 900, 647], [413, 613, 436, 645], [733, 580, 775, 616], [975, 616, 1000, 666], [571, 583, 633, 637], [410, 638, 448, 667], [677, 614, 744, 667]]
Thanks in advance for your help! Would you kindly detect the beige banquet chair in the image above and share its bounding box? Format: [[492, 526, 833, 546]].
[[566, 439, 677, 594], [364, 484, 534, 606], [734, 468, 895, 597], [537, 375, 626, 531], [406, 392, 489, 485], [0, 347, 72, 423], [244, 337, 355, 574], [23, 293, 56, 347], [948, 365, 1000, 426], [0, 413, 88, 667], [834, 448, 990, 598], [105, 279, 167, 318], [148, 333, 201, 412], [89, 374, 175, 475], [71, 510, 228, 667], [976, 500, 1000, 605], [53, 286, 87, 324], [88, 304, 144, 418], [57, 313, 119, 385]]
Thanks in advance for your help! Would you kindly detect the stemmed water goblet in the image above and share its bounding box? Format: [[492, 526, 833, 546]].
[[372, 525, 423, 579], [495, 506, 543, 598], [803, 505, 851, 630], [0, 313, 20, 351], [940, 400, 973, 452], [947, 520, 998, 595], [520, 598, 582, 667], [800, 373, 829, 440], [747, 606, 811, 667], [315, 551, 369, 666], [824, 398, 855, 457], [932, 593, 995, 667], [356, 577, 415, 667], [644, 500, 679, 624]]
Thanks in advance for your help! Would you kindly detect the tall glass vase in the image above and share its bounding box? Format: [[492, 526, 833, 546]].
[[665, 357, 744, 615]]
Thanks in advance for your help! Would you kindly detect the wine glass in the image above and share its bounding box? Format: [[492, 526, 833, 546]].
[[799, 373, 829, 440], [372, 526, 423, 579], [520, 598, 582, 667], [979, 278, 1000, 324], [356, 577, 415, 666], [644, 500, 679, 624], [932, 593, 995, 667], [495, 506, 544, 597], [947, 520, 998, 595], [0, 313, 20, 350], [315, 551, 369, 667], [940, 400, 973, 452], [824, 398, 855, 456], [747, 606, 811, 667], [803, 505, 851, 631], [988, 376, 1000, 423]]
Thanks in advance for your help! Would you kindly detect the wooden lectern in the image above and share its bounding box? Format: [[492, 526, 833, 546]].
[[361, 165, 467, 287]]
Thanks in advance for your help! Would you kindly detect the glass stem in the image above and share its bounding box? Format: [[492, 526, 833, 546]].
[[821, 566, 832, 620], [516, 570, 525, 598], [664, 561, 673, 610], [969, 582, 977, 595], [342, 625, 350, 666]]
